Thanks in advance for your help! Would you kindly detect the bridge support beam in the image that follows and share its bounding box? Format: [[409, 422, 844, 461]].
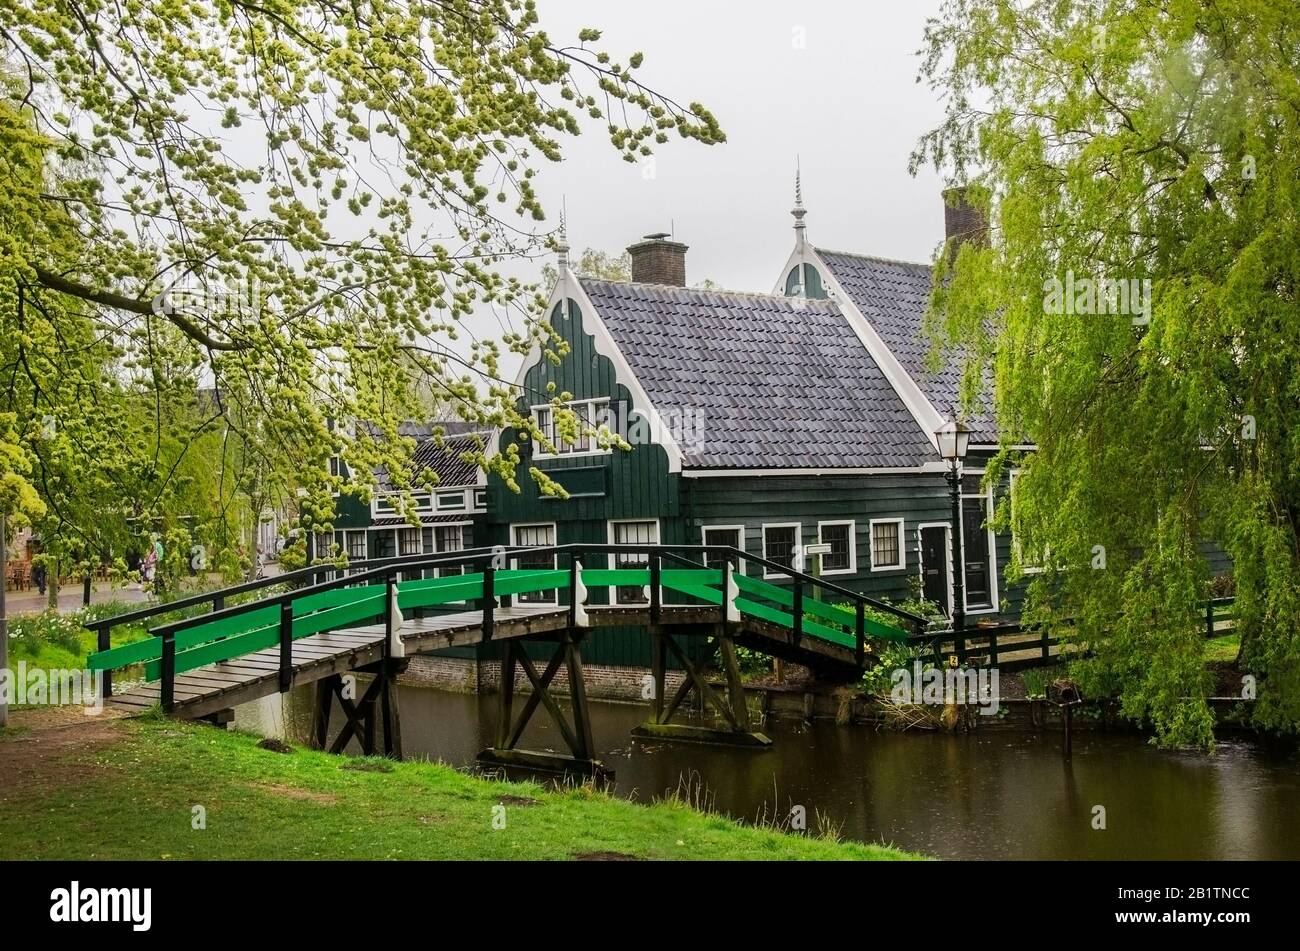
[[311, 658, 407, 759], [477, 630, 610, 781], [631, 626, 772, 749]]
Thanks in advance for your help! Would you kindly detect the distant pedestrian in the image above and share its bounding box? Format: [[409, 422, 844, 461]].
[[140, 540, 158, 585], [32, 561, 47, 596]]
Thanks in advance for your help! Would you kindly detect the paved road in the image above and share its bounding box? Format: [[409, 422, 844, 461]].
[[2, 565, 284, 617]]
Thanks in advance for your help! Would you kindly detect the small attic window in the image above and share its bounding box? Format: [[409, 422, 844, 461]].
[[785, 263, 826, 299]]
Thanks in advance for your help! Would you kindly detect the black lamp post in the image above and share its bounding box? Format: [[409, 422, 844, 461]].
[[936, 417, 971, 659]]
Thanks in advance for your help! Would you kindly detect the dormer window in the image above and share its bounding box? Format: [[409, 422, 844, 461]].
[[785, 262, 826, 299]]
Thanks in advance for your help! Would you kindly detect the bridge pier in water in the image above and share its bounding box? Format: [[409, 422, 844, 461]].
[[311, 657, 408, 758], [630, 624, 772, 749], [476, 629, 610, 781]]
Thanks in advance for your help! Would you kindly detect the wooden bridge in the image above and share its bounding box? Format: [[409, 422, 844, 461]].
[[85, 543, 1057, 776]]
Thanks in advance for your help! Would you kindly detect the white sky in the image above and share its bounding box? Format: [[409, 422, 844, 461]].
[[531, 0, 949, 285]]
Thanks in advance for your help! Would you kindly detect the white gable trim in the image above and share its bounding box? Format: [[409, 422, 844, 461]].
[[802, 247, 948, 450], [509, 266, 685, 474]]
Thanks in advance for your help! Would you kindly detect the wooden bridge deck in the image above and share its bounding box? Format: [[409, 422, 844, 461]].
[[107, 601, 870, 722], [109, 605, 567, 721]]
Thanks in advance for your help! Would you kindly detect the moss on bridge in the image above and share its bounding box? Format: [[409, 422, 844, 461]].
[[0, 713, 919, 861]]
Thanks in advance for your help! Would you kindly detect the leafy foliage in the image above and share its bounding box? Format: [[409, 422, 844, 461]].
[[915, 0, 1300, 745]]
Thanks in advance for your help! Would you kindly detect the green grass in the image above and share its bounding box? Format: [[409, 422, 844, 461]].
[[1204, 633, 1240, 664], [0, 717, 919, 861]]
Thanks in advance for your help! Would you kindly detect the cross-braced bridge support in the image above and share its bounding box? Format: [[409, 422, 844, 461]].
[[631, 624, 772, 748], [476, 629, 610, 780]]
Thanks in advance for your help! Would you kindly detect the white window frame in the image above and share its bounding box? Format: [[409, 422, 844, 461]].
[[607, 518, 660, 605], [435, 489, 467, 512], [761, 522, 802, 579], [345, 530, 367, 561], [817, 520, 857, 575], [702, 524, 746, 574], [958, 478, 1000, 615], [868, 518, 906, 572], [1009, 470, 1043, 574], [531, 398, 613, 460], [511, 522, 558, 606], [397, 526, 423, 557], [473, 488, 488, 510]]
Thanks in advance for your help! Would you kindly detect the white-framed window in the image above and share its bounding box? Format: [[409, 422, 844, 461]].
[[435, 489, 466, 512], [869, 518, 906, 571], [398, 527, 422, 557], [511, 523, 557, 605], [346, 530, 367, 560], [1009, 470, 1043, 574], [312, 532, 335, 559], [473, 488, 488, 510], [817, 520, 856, 575], [960, 478, 1000, 614], [762, 523, 801, 578], [532, 398, 612, 458], [609, 519, 658, 604], [701, 524, 745, 573], [433, 524, 467, 577]]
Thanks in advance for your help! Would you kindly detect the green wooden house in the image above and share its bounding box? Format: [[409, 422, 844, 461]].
[[481, 187, 1034, 669], [317, 422, 490, 565]]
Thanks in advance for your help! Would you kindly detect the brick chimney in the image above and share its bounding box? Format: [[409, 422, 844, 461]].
[[943, 186, 988, 252], [628, 233, 688, 286]]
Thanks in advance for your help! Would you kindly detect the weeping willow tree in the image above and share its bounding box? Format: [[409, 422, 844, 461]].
[[914, 0, 1300, 745], [0, 1, 723, 570]]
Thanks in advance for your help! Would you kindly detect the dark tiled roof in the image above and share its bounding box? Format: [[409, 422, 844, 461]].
[[370, 514, 476, 527], [815, 249, 997, 441], [579, 279, 935, 469], [374, 428, 488, 492]]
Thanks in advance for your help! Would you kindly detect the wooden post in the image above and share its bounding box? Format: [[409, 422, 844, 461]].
[[791, 578, 803, 648], [496, 640, 517, 749], [719, 630, 751, 732], [278, 600, 292, 692], [380, 663, 402, 759], [564, 631, 595, 762], [82, 572, 91, 607], [649, 626, 666, 723], [482, 563, 495, 642], [855, 601, 865, 669], [98, 623, 112, 699], [1205, 599, 1214, 640], [161, 630, 176, 713]]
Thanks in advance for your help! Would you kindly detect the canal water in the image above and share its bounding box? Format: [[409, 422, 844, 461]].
[[235, 683, 1300, 860]]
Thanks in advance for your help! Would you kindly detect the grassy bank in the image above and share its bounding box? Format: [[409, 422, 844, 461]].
[[0, 715, 918, 861]]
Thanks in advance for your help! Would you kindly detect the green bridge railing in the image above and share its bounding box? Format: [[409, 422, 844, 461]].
[[87, 544, 927, 711]]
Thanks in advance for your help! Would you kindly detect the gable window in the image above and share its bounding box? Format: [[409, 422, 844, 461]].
[[762, 523, 800, 578], [512, 523, 557, 605], [817, 521, 856, 575], [435, 489, 466, 512], [869, 518, 905, 571], [784, 262, 827, 300], [532, 399, 612, 458], [702, 525, 744, 573], [610, 519, 658, 604]]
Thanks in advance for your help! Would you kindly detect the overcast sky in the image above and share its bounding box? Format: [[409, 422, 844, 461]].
[[529, 0, 950, 291]]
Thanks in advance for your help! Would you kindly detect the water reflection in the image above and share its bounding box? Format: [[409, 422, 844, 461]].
[[236, 684, 1300, 860]]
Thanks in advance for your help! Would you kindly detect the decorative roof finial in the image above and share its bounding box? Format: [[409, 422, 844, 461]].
[[556, 199, 570, 273], [792, 159, 807, 247]]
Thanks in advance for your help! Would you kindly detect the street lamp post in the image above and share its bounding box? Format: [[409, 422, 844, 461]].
[[935, 417, 971, 662]]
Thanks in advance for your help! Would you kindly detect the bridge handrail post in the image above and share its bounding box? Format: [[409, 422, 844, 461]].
[[384, 572, 395, 661], [278, 600, 293, 692], [791, 577, 803, 648], [98, 622, 113, 700], [855, 600, 865, 668], [649, 550, 662, 626], [161, 630, 176, 712], [482, 562, 495, 642]]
